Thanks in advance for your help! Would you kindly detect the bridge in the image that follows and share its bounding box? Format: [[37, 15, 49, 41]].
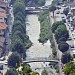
[[25, 6, 49, 14], [23, 57, 59, 63]]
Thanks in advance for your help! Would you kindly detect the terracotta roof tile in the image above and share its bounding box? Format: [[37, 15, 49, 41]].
[[0, 23, 7, 30], [0, 12, 7, 18]]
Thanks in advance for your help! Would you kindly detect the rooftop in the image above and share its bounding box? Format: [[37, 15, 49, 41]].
[[0, 23, 7, 30], [0, 8, 6, 13], [0, 12, 7, 18], [0, 1, 8, 8]]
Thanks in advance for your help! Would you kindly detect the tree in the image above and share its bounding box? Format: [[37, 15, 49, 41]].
[[58, 37, 67, 43], [18, 64, 32, 75], [15, 12, 25, 23], [12, 20, 26, 34], [5, 68, 18, 75], [49, 5, 56, 18], [52, 21, 64, 33], [8, 52, 22, 68], [13, 0, 25, 16], [55, 25, 69, 42], [58, 42, 69, 53], [61, 53, 72, 64], [63, 8, 69, 16], [41, 70, 48, 75], [63, 62, 75, 75]]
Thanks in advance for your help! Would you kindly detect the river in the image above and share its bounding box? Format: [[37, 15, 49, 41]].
[[26, 0, 54, 74]]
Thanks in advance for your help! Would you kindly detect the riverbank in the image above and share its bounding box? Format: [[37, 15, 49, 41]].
[[26, 15, 52, 74]]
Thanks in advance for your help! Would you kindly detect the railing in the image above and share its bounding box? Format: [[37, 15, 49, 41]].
[[23, 57, 59, 63]]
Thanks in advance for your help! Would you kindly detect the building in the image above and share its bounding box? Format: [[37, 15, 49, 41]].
[[0, 0, 9, 57]]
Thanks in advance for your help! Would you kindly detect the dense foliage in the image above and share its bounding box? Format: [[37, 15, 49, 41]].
[[52, 21, 64, 33], [61, 53, 72, 64], [38, 10, 57, 57], [8, 52, 22, 68], [17, 63, 39, 75], [38, 10, 49, 44], [63, 62, 75, 75], [55, 25, 69, 42], [11, 0, 32, 59], [5, 68, 18, 75], [58, 42, 69, 53], [52, 21, 69, 42]]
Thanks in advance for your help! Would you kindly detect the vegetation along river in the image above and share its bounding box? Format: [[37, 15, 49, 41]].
[[26, 0, 54, 74]]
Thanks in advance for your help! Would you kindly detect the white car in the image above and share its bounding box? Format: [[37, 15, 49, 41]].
[[70, 27, 74, 31]]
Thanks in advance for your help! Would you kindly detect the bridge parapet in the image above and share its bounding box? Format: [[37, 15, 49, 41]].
[[25, 57, 58, 61]]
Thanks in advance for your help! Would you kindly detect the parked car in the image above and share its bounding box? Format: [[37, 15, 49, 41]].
[[0, 65, 3, 70], [62, 18, 66, 23], [70, 26, 74, 31], [72, 33, 75, 39], [70, 45, 74, 48], [61, 12, 63, 14]]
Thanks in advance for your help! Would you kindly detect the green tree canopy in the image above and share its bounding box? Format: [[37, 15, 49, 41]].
[[8, 52, 22, 68], [12, 20, 26, 34], [55, 25, 69, 42], [58, 37, 67, 43], [11, 35, 25, 53], [61, 53, 72, 64], [63, 62, 75, 75], [14, 12, 25, 23], [52, 21, 64, 33], [13, 0, 25, 16], [58, 42, 69, 53], [5, 68, 18, 75]]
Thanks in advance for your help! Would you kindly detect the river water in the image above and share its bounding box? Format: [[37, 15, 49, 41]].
[[26, 0, 54, 74]]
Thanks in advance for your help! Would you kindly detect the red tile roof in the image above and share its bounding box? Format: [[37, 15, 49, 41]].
[[0, 12, 7, 18], [0, 23, 7, 30]]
